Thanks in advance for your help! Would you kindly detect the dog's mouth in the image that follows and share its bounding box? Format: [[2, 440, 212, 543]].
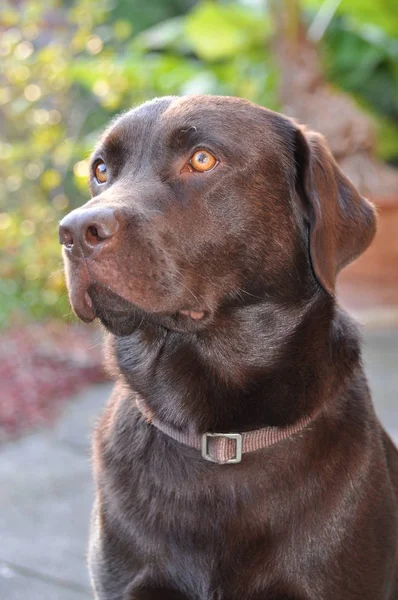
[[83, 291, 95, 315], [69, 277, 210, 335], [63, 249, 212, 334]]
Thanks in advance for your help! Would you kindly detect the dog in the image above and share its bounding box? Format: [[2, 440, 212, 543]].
[[59, 95, 398, 599]]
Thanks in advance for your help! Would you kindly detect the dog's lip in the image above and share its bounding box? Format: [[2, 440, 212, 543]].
[[64, 256, 96, 322], [85, 275, 209, 322], [178, 309, 205, 320], [85, 291, 93, 308], [73, 291, 96, 322], [66, 262, 210, 327]]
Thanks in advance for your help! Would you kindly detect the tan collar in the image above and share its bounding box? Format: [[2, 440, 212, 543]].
[[136, 396, 317, 465]]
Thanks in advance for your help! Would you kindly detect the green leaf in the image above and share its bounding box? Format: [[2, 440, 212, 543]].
[[303, 0, 398, 38], [184, 1, 269, 61], [134, 17, 185, 51]]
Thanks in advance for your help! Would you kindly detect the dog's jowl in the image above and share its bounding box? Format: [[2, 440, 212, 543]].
[[59, 96, 398, 600]]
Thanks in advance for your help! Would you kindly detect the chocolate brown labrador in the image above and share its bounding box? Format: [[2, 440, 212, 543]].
[[59, 96, 398, 599]]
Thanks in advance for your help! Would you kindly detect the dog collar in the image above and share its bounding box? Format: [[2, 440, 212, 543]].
[[136, 396, 316, 465]]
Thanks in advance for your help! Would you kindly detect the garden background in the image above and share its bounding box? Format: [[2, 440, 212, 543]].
[[1, 2, 398, 598], [1, 0, 397, 437]]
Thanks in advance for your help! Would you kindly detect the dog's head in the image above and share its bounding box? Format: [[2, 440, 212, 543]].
[[59, 95, 376, 335]]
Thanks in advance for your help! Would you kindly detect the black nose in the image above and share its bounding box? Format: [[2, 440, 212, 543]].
[[59, 207, 119, 255]]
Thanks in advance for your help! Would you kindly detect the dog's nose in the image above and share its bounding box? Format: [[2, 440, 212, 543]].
[[59, 207, 119, 255]]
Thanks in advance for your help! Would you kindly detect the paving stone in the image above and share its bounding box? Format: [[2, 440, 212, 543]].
[[0, 561, 90, 599], [0, 384, 111, 596], [0, 435, 94, 589], [53, 382, 113, 452], [363, 328, 398, 443]]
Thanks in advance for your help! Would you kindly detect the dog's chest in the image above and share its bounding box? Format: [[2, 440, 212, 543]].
[[99, 420, 291, 598]]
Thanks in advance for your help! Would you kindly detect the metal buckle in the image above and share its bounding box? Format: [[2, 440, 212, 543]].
[[201, 432, 243, 464]]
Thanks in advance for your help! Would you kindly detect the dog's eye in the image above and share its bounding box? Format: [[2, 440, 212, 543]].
[[93, 160, 108, 184], [189, 149, 218, 173]]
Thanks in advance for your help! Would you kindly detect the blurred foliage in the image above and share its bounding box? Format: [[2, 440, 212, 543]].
[[1, 0, 397, 327]]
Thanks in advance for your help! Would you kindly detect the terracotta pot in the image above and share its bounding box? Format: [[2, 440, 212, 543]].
[[337, 197, 398, 324]]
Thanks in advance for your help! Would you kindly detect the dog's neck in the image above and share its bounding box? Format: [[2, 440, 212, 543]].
[[111, 294, 361, 434]]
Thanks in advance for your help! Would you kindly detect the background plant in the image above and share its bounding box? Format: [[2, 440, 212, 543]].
[[1, 0, 397, 328]]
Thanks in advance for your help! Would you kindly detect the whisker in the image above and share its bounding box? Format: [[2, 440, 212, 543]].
[[167, 264, 201, 305], [235, 287, 265, 301], [47, 267, 65, 279]]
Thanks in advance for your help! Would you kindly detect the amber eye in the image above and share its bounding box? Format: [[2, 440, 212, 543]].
[[189, 149, 218, 172], [94, 160, 107, 184]]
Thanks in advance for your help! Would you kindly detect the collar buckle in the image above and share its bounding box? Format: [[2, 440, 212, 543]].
[[201, 432, 243, 464]]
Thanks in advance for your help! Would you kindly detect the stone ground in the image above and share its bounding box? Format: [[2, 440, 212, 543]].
[[0, 327, 397, 599]]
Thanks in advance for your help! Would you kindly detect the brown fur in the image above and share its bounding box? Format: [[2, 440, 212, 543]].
[[60, 96, 398, 599]]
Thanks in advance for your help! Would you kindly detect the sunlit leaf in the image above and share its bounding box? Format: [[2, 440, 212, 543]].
[[41, 169, 62, 191], [113, 19, 133, 40], [185, 1, 269, 61]]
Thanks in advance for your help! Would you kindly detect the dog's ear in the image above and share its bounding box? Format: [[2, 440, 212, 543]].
[[293, 126, 376, 296]]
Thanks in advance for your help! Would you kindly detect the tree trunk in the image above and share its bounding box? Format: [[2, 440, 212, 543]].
[[271, 0, 398, 203]]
